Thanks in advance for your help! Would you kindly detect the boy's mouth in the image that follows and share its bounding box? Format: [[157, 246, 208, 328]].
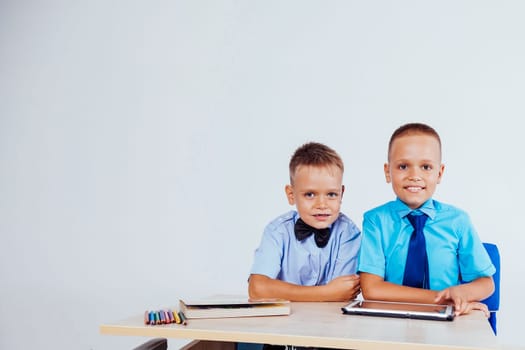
[[312, 213, 331, 221], [405, 186, 424, 193]]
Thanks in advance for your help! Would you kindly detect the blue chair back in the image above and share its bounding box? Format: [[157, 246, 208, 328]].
[[481, 242, 500, 335]]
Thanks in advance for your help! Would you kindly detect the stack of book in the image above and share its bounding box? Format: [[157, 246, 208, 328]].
[[179, 295, 291, 319]]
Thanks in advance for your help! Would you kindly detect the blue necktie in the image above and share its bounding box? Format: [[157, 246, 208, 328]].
[[402, 212, 430, 289]]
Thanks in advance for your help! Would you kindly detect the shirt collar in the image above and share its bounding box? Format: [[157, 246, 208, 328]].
[[394, 197, 436, 220]]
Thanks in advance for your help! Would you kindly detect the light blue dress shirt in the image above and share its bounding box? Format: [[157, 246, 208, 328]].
[[250, 210, 361, 285], [357, 198, 495, 290]]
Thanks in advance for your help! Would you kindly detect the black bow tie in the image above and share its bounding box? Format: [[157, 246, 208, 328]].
[[294, 218, 331, 248]]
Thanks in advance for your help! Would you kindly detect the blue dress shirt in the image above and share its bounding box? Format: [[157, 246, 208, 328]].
[[250, 210, 361, 285], [358, 198, 495, 290]]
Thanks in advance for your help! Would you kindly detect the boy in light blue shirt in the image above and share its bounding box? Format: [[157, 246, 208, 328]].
[[249, 142, 361, 302], [358, 123, 495, 316]]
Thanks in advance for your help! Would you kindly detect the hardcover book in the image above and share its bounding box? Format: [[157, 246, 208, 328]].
[[179, 295, 291, 319]]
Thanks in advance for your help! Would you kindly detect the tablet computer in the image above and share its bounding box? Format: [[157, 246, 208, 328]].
[[341, 299, 455, 321]]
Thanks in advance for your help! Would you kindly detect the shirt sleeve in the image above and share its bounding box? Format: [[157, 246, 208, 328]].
[[358, 212, 386, 278], [457, 213, 496, 282], [250, 223, 284, 278]]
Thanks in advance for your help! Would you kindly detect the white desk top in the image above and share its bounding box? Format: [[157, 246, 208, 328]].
[[100, 301, 500, 350]]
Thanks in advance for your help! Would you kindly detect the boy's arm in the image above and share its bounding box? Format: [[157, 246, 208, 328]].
[[360, 272, 439, 304], [361, 272, 493, 316], [248, 274, 360, 302]]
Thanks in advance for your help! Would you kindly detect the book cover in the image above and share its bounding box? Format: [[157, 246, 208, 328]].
[[179, 295, 291, 319]]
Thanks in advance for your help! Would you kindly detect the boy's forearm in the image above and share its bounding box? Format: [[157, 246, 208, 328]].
[[360, 272, 439, 304], [363, 282, 439, 304], [248, 274, 332, 302], [460, 276, 495, 302]]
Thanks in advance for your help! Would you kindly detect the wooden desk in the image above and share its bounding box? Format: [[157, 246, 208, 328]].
[[100, 302, 500, 350]]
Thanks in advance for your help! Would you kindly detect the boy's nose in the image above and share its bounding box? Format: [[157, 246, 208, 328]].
[[316, 196, 328, 208], [408, 168, 422, 181], [408, 174, 422, 181]]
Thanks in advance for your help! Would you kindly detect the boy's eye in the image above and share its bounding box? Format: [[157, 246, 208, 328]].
[[422, 164, 433, 171], [398, 164, 407, 170], [304, 192, 315, 198], [327, 192, 339, 198]]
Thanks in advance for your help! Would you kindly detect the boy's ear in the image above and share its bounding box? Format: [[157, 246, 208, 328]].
[[341, 185, 345, 200], [384, 163, 392, 183], [437, 163, 445, 183], [285, 184, 295, 205]]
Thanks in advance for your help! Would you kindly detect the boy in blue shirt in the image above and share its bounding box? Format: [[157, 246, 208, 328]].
[[249, 142, 361, 302], [358, 122, 495, 316]]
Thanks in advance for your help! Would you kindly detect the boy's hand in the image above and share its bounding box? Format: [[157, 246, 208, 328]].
[[325, 274, 360, 301], [435, 286, 489, 317], [459, 302, 490, 317]]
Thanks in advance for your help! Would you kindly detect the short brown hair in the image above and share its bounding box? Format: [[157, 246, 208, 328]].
[[388, 123, 442, 160], [289, 142, 344, 183]]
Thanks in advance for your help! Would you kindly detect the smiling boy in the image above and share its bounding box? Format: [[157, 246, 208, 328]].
[[248, 142, 361, 302], [358, 123, 495, 316]]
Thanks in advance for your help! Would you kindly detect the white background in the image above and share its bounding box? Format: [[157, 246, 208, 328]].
[[1, 1, 524, 349]]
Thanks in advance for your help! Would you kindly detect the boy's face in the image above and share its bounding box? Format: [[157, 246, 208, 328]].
[[384, 134, 444, 210], [285, 165, 344, 230]]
